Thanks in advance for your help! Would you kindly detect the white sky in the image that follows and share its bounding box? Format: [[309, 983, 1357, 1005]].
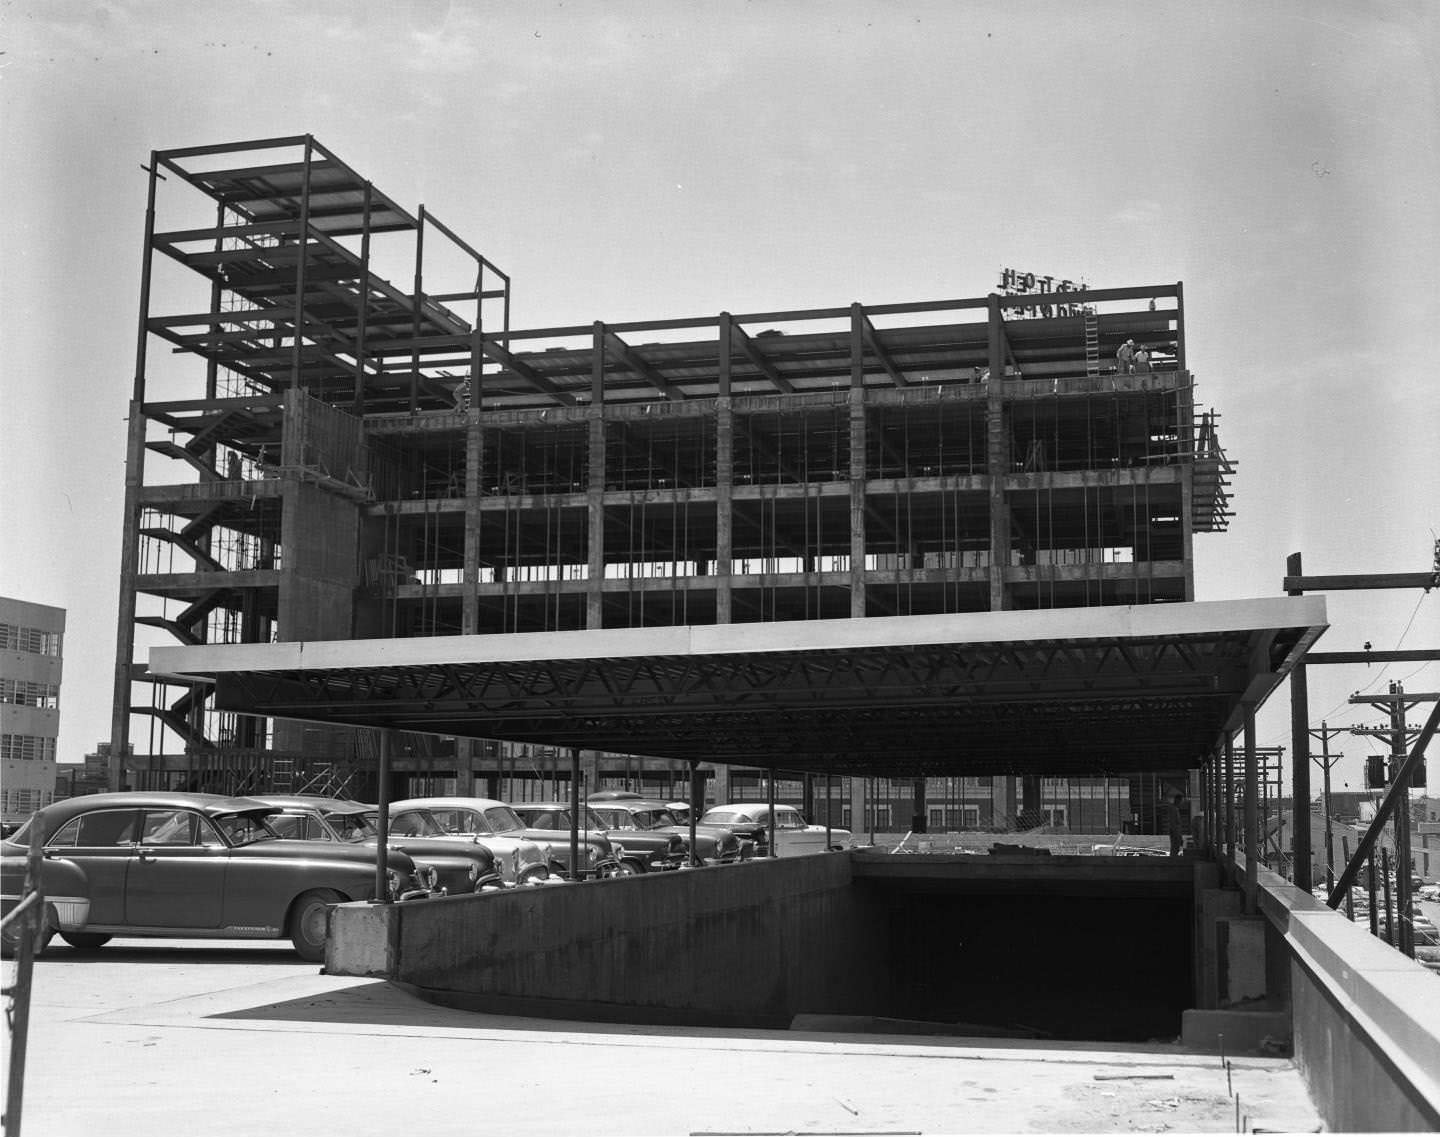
[[2, 0, 1437, 796]]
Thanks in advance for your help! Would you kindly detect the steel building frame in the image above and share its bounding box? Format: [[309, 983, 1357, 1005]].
[[113, 136, 1236, 802]]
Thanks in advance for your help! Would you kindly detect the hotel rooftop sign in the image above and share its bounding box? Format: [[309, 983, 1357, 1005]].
[[999, 267, 1089, 318]]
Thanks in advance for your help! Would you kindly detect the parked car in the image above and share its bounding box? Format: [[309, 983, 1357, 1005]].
[[514, 802, 687, 875], [246, 795, 505, 894], [697, 803, 852, 858], [587, 794, 744, 866], [0, 792, 434, 962], [388, 798, 557, 885], [494, 801, 624, 879]]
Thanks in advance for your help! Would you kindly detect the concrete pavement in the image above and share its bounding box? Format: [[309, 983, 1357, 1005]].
[[5, 938, 1324, 1136]]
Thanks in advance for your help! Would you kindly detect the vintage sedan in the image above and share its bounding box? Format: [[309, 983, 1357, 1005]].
[[588, 794, 744, 866], [697, 803, 853, 858], [0, 792, 434, 962], [513, 802, 687, 875], [247, 795, 506, 894], [388, 798, 556, 885]]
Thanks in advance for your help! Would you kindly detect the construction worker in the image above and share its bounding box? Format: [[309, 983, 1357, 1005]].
[[1116, 338, 1135, 375], [1134, 345, 1151, 373], [1165, 792, 1185, 857]]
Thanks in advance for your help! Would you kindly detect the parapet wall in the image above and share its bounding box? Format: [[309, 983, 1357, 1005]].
[[332, 854, 890, 1028], [1257, 867, 1440, 1132]]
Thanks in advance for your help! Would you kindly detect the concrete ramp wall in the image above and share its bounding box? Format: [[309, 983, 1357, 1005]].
[[1256, 868, 1440, 1132], [334, 854, 890, 1028]]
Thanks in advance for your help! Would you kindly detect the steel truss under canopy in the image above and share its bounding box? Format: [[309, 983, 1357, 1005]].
[[150, 597, 1325, 777]]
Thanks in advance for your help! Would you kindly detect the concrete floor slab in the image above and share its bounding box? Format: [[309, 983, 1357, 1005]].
[[7, 938, 1324, 1135]]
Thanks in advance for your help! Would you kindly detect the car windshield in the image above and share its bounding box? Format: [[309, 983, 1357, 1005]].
[[583, 807, 609, 829], [516, 807, 570, 830], [426, 805, 526, 837], [324, 811, 376, 842], [212, 811, 279, 847], [634, 808, 678, 829], [483, 806, 526, 835], [591, 807, 629, 830], [386, 809, 447, 838]]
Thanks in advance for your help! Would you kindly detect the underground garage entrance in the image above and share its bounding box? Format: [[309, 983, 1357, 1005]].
[[329, 849, 1205, 1046], [861, 857, 1195, 1043]]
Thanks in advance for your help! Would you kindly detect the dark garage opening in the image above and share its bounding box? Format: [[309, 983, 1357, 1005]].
[[877, 888, 1194, 1043]]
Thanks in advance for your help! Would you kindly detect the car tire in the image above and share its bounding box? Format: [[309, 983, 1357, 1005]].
[[616, 860, 643, 876], [58, 931, 110, 952], [287, 889, 342, 962]]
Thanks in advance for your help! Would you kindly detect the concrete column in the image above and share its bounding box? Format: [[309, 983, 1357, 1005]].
[[850, 776, 867, 842], [848, 389, 867, 618], [1020, 774, 1042, 829], [716, 397, 733, 624], [985, 294, 1008, 611], [712, 762, 730, 805], [110, 403, 148, 790], [587, 325, 607, 630], [1180, 472, 1196, 602], [462, 405, 482, 635]]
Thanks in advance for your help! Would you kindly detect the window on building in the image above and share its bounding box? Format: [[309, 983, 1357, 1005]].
[[0, 735, 57, 762], [0, 623, 62, 656], [928, 806, 980, 831], [0, 679, 60, 709], [2, 788, 50, 817]]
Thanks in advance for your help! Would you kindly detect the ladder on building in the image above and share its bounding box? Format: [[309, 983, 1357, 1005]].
[[1083, 307, 1101, 377], [269, 754, 295, 794]]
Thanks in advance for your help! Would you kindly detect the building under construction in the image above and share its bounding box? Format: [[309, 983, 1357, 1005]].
[[112, 136, 1234, 827]]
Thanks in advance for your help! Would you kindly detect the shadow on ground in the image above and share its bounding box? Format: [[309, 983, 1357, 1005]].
[[207, 979, 1212, 1060]]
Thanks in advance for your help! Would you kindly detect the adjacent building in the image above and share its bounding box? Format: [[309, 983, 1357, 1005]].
[[1, 597, 64, 827]]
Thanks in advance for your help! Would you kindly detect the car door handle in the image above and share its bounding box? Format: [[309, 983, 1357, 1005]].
[[137, 851, 158, 863]]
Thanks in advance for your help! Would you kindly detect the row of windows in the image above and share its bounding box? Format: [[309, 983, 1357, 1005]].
[[0, 735, 57, 762], [0, 679, 60, 709], [1, 788, 52, 815], [0, 623, 62, 657]]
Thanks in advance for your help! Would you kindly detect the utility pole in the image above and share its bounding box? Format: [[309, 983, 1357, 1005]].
[[1282, 541, 1439, 892], [1348, 683, 1435, 958], [1308, 722, 1345, 891]]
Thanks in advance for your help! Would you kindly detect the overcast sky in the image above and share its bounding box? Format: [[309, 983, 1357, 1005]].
[[2, 0, 1436, 797]]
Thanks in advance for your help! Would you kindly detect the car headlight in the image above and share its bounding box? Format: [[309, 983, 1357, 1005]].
[[415, 865, 439, 891], [386, 868, 405, 899], [467, 861, 481, 882], [612, 841, 625, 859]]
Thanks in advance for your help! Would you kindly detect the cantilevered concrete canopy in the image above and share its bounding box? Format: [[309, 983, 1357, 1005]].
[[148, 597, 1325, 777]]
